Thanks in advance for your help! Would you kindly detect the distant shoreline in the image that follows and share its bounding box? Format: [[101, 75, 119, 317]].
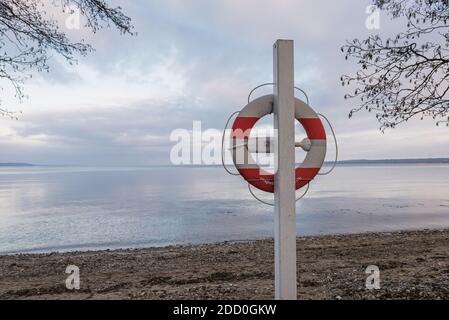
[[174, 158, 449, 168], [332, 158, 449, 165], [1, 158, 449, 168], [0, 163, 34, 167]]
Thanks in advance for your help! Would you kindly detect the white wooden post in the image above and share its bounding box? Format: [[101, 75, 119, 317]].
[[273, 39, 297, 300]]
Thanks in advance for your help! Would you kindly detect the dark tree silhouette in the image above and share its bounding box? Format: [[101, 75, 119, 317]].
[[342, 0, 449, 129], [0, 0, 134, 118]]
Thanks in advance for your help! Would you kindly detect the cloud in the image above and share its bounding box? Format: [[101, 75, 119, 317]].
[[0, 0, 447, 165]]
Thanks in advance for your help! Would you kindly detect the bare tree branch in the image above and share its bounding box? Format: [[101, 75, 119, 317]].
[[342, 0, 449, 130], [0, 0, 134, 117]]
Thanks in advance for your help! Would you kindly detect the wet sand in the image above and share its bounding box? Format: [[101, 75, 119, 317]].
[[1, 229, 448, 300]]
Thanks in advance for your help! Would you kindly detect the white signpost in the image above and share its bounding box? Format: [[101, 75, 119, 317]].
[[273, 39, 297, 300], [225, 39, 333, 300]]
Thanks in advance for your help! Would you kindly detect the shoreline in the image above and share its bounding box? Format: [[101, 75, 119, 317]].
[[1, 229, 448, 299], [1, 226, 444, 256]]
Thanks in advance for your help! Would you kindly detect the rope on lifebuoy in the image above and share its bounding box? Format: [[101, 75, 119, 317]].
[[222, 84, 338, 206], [247, 82, 310, 105], [248, 181, 310, 207], [221, 111, 241, 176], [317, 113, 338, 176]]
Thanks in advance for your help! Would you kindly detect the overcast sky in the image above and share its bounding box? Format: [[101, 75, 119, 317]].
[[0, 0, 448, 165]]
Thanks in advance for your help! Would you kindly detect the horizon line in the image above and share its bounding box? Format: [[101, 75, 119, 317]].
[[1, 157, 449, 167]]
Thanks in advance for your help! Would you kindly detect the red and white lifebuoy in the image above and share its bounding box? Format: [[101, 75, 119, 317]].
[[231, 94, 326, 193]]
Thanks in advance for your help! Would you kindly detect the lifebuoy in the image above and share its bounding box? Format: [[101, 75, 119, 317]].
[[231, 94, 326, 193]]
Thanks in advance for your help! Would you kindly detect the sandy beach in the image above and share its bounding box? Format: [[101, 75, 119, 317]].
[[0, 229, 448, 300]]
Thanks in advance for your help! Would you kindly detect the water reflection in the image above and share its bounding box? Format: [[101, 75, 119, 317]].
[[0, 164, 448, 254]]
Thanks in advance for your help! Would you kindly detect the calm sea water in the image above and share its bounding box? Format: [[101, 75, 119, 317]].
[[0, 164, 448, 254]]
